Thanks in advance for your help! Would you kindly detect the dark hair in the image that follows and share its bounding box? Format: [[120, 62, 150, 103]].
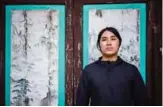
[[96, 27, 122, 50]]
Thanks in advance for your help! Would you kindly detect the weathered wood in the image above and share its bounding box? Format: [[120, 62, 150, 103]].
[[73, 1, 83, 105], [0, 2, 5, 105], [65, 0, 74, 105], [146, 0, 153, 105], [149, 0, 162, 105], [0, 50, 4, 105]]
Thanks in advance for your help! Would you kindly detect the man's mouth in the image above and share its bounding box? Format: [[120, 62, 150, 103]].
[[106, 47, 113, 51]]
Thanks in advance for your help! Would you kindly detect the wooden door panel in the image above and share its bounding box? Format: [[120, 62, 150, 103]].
[[73, 0, 161, 105]]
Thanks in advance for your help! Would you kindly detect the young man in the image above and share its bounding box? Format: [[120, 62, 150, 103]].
[[76, 27, 149, 106]]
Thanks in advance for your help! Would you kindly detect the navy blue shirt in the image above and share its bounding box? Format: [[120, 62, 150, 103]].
[[76, 57, 149, 106]]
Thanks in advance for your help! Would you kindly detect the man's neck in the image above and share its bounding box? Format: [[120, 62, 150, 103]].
[[101, 55, 118, 62]]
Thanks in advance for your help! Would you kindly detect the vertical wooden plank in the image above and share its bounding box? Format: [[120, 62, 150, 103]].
[[0, 2, 5, 106], [0, 5, 5, 105], [73, 0, 83, 105], [149, 0, 162, 105], [65, 0, 74, 105], [0, 50, 4, 106], [146, 0, 153, 105]]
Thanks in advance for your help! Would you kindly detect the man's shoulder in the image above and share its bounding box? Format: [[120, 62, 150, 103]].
[[122, 61, 138, 70], [83, 60, 99, 72]]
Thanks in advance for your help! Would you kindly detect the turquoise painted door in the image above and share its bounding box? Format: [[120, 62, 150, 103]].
[[82, 4, 147, 82], [5, 5, 65, 106]]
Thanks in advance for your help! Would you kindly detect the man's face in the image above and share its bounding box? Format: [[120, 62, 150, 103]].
[[99, 31, 120, 56]]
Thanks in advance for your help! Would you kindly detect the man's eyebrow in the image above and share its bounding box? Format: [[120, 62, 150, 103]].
[[101, 37, 107, 38], [110, 35, 116, 38]]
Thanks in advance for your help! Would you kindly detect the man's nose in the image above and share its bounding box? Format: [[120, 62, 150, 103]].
[[107, 40, 111, 45]]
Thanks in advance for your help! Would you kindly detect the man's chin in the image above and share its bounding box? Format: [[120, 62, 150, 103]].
[[103, 53, 116, 57]]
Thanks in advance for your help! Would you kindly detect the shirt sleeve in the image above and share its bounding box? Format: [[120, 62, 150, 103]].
[[76, 69, 91, 106], [132, 67, 149, 106]]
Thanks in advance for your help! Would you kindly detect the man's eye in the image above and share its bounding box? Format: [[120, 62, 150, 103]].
[[111, 38, 116, 40], [101, 38, 107, 41]]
